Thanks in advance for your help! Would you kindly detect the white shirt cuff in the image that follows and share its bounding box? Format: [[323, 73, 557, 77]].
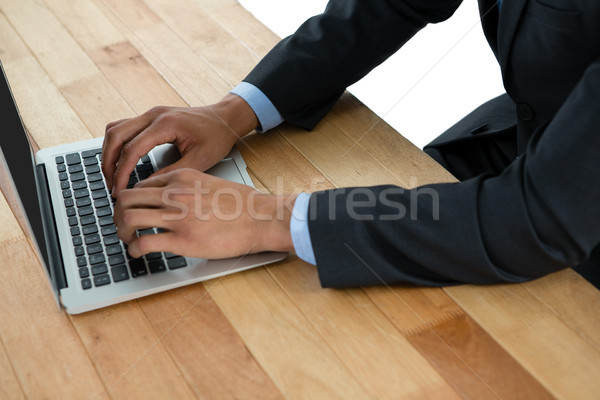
[[230, 82, 284, 133], [290, 192, 317, 265]]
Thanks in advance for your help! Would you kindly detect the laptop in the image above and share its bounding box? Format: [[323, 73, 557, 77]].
[[0, 61, 286, 314]]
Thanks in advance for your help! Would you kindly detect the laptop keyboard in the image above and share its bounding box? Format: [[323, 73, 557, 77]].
[[55, 148, 187, 290]]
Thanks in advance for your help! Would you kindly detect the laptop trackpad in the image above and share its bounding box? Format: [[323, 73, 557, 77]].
[[151, 144, 244, 184]]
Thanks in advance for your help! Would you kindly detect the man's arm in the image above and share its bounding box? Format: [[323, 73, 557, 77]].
[[307, 58, 600, 287], [245, 0, 463, 130]]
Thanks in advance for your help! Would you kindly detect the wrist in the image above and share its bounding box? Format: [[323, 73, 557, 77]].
[[214, 93, 259, 139], [253, 194, 297, 253]]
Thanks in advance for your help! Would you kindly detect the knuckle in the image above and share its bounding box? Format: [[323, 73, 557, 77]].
[[147, 105, 166, 116], [121, 209, 136, 226]]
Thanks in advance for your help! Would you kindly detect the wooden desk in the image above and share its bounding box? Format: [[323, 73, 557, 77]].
[[0, 0, 599, 399]]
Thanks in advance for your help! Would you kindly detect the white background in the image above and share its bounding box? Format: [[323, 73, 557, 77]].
[[238, 0, 505, 148]]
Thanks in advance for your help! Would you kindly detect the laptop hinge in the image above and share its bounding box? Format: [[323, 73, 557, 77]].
[[35, 163, 67, 291]]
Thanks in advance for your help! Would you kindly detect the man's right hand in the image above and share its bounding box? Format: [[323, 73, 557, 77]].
[[102, 93, 259, 198]]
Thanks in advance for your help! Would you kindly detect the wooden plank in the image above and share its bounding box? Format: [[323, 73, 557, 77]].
[[524, 269, 600, 351], [206, 268, 373, 400], [446, 282, 600, 400], [1, 0, 132, 139], [69, 303, 198, 400], [87, 41, 188, 113], [0, 193, 109, 399], [137, 285, 284, 400], [0, 340, 25, 400], [0, 0, 97, 87], [144, 0, 259, 85], [94, 0, 230, 106], [207, 3, 280, 60], [269, 259, 463, 399]]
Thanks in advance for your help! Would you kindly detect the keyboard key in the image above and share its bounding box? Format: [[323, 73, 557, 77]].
[[96, 207, 111, 217], [164, 252, 178, 259], [79, 267, 89, 278], [68, 164, 83, 174], [64, 198, 74, 207], [111, 265, 129, 282], [84, 157, 98, 166], [71, 181, 87, 191], [81, 278, 92, 290], [62, 189, 72, 199], [78, 206, 94, 217], [108, 254, 125, 266], [55, 156, 65, 164], [103, 235, 120, 246], [76, 197, 91, 208], [86, 165, 101, 174], [57, 164, 66, 173], [148, 259, 166, 274], [89, 253, 105, 265], [87, 173, 103, 182], [92, 189, 107, 200], [106, 244, 122, 256], [167, 257, 187, 270], [93, 274, 111, 287], [74, 189, 89, 199], [98, 216, 113, 227], [74, 246, 84, 257], [138, 171, 151, 180], [65, 153, 81, 165], [82, 224, 98, 235], [80, 215, 96, 226], [89, 181, 104, 191], [101, 225, 117, 236], [68, 216, 78, 226], [85, 233, 101, 245], [82, 149, 100, 158], [91, 263, 108, 276], [141, 155, 151, 163], [60, 181, 70, 190], [70, 172, 85, 182], [128, 259, 147, 278], [145, 252, 162, 260], [136, 163, 153, 173], [66, 207, 76, 217], [86, 244, 103, 255], [94, 198, 110, 208], [70, 226, 80, 236], [59, 172, 68, 181], [139, 228, 155, 236], [72, 236, 82, 246], [77, 256, 87, 267]]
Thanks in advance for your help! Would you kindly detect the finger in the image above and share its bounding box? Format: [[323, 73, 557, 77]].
[[102, 115, 153, 189], [114, 208, 172, 244], [114, 187, 167, 210], [127, 231, 179, 258], [105, 117, 129, 132], [133, 170, 174, 188], [112, 122, 177, 197]]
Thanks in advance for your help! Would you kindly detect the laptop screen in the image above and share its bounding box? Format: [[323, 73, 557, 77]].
[[0, 61, 51, 272]]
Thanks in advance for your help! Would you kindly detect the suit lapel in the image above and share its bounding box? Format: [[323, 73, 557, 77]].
[[497, 0, 528, 77]]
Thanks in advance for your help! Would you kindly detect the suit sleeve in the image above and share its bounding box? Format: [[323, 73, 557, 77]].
[[244, 0, 463, 129], [308, 57, 600, 287]]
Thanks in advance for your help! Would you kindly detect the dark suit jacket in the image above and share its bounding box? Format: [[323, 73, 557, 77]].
[[244, 0, 600, 287]]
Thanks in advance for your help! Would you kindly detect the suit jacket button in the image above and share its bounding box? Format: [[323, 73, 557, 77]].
[[517, 103, 535, 121]]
